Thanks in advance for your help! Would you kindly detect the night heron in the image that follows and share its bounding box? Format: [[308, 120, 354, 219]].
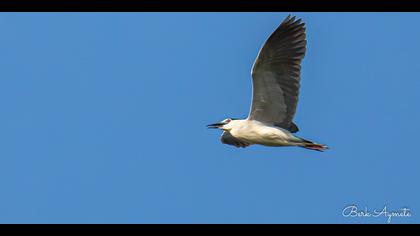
[[207, 15, 328, 151]]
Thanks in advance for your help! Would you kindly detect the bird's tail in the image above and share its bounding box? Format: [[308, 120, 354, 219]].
[[299, 138, 329, 152]]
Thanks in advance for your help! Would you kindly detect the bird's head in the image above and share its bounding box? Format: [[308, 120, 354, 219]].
[[207, 118, 236, 131]]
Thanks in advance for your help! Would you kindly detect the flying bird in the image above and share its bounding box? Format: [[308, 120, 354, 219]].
[[207, 15, 328, 151]]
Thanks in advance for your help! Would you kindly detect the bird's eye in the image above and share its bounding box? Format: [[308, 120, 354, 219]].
[[226, 119, 231, 123]]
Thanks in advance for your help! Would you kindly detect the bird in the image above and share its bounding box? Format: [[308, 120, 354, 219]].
[[207, 15, 328, 151]]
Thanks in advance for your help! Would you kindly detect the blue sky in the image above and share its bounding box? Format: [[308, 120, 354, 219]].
[[0, 13, 419, 224]]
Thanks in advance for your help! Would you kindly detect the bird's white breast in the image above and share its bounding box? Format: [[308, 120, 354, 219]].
[[229, 120, 296, 146]]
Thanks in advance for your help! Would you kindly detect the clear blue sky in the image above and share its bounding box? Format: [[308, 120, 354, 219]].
[[0, 13, 419, 224]]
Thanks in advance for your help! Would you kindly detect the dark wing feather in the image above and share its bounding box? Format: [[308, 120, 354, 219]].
[[248, 15, 306, 133], [220, 132, 250, 148]]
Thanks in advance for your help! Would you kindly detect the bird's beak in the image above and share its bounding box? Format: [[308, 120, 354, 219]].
[[207, 123, 224, 129]]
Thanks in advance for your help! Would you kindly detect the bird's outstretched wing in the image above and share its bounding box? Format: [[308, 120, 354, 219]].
[[221, 132, 249, 148], [248, 15, 306, 133]]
